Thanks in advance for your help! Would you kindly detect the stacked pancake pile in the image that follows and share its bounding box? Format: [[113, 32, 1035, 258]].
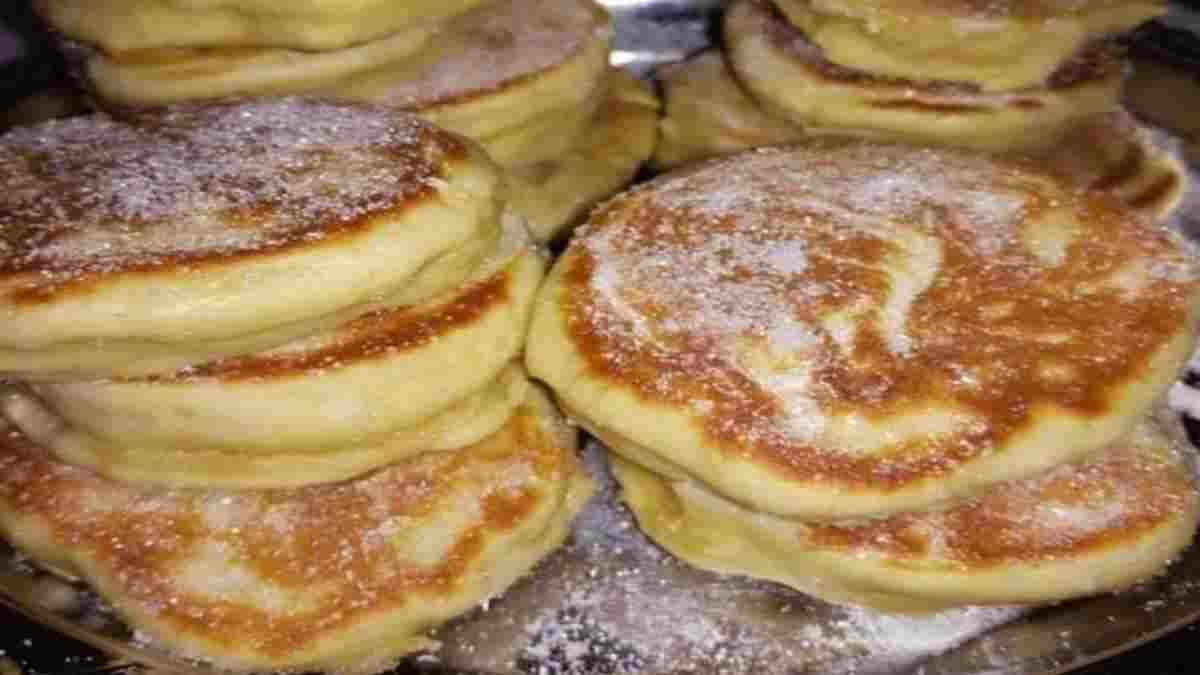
[[36, 0, 658, 242], [654, 0, 1185, 222], [529, 137, 1200, 611], [0, 98, 592, 672]]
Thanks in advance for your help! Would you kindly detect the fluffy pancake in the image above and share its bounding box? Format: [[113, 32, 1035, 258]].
[[0, 98, 502, 381], [77, 21, 436, 107], [508, 69, 659, 243], [653, 50, 804, 170], [771, 0, 1162, 91], [0, 385, 592, 673], [650, 50, 1186, 222], [527, 139, 1200, 519], [725, 0, 1124, 155], [1041, 109, 1188, 222], [36, 0, 489, 51], [613, 415, 1199, 610], [0, 221, 544, 487], [3, 363, 529, 489], [324, 0, 611, 169]]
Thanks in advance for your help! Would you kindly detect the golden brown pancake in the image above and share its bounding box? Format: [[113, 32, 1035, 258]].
[[772, 0, 1161, 90], [0, 216, 544, 488], [36, 0, 490, 51], [0, 98, 503, 381], [527, 138, 1200, 519], [76, 21, 438, 107], [324, 0, 611, 169], [0, 386, 593, 673], [614, 415, 1199, 610], [653, 50, 804, 170], [508, 69, 659, 243], [725, 0, 1125, 154]]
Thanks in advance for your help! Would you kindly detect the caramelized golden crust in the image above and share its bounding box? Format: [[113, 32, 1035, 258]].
[[323, 0, 611, 158], [0, 98, 503, 378], [614, 417, 1200, 607], [175, 258, 513, 383], [772, 0, 1161, 90], [0, 99, 460, 300], [724, 0, 1125, 155], [529, 138, 1200, 518], [5, 225, 546, 484], [0, 388, 592, 672]]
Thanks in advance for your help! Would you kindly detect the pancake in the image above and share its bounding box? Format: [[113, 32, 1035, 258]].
[[0, 222, 544, 488], [771, 0, 1162, 91], [508, 69, 659, 243], [2, 363, 530, 489], [0, 98, 502, 381], [653, 50, 804, 170], [725, 0, 1125, 155], [0, 385, 593, 673], [324, 0, 610, 169], [1040, 109, 1188, 222], [527, 138, 1200, 519], [78, 21, 437, 107], [613, 415, 1199, 610], [35, 0, 489, 51]]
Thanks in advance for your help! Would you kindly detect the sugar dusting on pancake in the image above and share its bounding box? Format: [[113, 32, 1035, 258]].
[[0, 395, 578, 668], [753, 0, 1121, 101], [0, 99, 464, 300], [567, 139, 1199, 489], [800, 429, 1195, 564], [353, 0, 607, 109]]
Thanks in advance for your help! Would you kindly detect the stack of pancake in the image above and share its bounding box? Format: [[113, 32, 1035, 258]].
[[0, 98, 592, 672], [529, 136, 1200, 612], [653, 0, 1185, 222], [36, 0, 658, 242]]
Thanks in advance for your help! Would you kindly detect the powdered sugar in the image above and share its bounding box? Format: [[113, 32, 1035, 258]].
[[440, 442, 1029, 675], [571, 140, 1200, 489], [0, 98, 455, 278], [342, 0, 605, 109]]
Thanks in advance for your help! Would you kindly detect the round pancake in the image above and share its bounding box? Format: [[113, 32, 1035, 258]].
[[78, 21, 437, 107], [508, 69, 659, 243], [0, 223, 544, 487], [2, 364, 530, 489], [653, 50, 804, 171], [527, 139, 1200, 519], [725, 0, 1125, 155], [323, 0, 611, 168], [613, 415, 1199, 610], [0, 385, 593, 673], [0, 98, 502, 381], [36, 0, 490, 51], [771, 0, 1162, 91]]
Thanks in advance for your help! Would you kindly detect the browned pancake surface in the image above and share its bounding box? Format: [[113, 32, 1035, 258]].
[[0, 98, 465, 303], [562, 139, 1198, 491]]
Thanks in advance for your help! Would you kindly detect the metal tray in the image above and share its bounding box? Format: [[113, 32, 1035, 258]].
[[5, 2, 1200, 674]]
